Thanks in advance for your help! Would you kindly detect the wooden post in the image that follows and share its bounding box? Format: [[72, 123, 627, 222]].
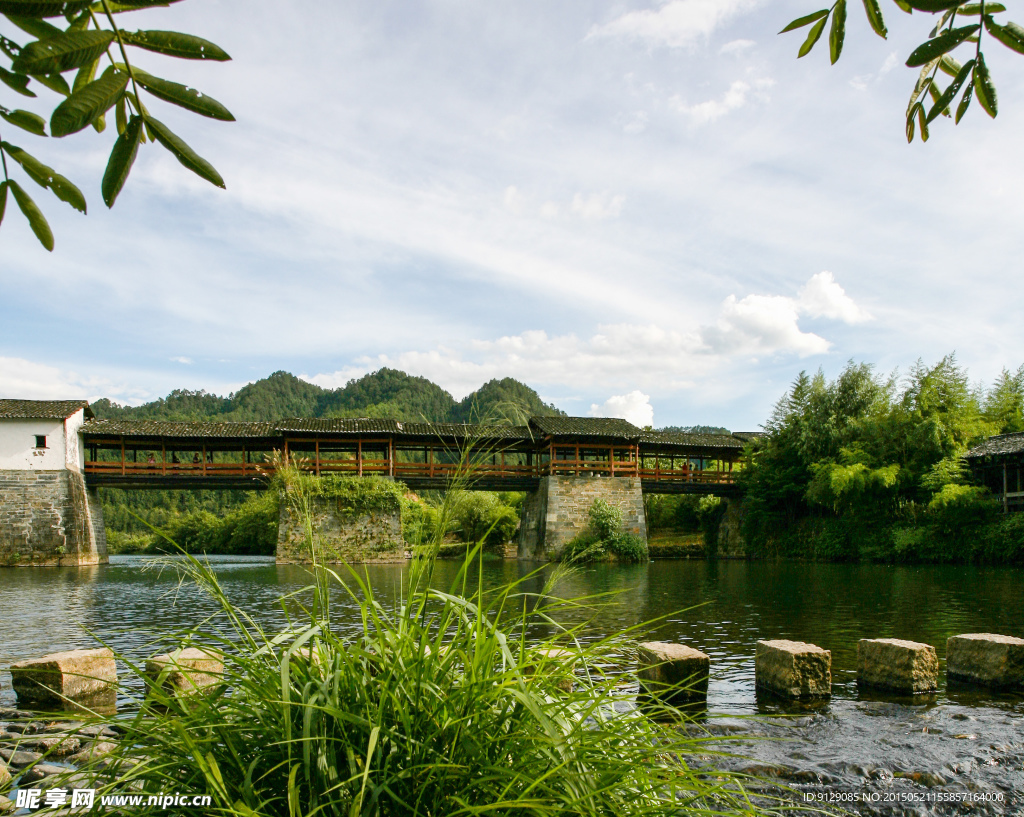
[[315, 440, 320, 476], [358, 440, 363, 477], [203, 446, 207, 477], [161, 441, 166, 476], [120, 438, 125, 476], [1004, 462, 1009, 514], [389, 439, 394, 477]]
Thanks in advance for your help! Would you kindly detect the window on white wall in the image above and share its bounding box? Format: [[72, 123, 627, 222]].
[[34, 435, 47, 449]]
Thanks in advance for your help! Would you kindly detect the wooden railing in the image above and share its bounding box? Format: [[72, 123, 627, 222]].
[[84, 459, 737, 485]]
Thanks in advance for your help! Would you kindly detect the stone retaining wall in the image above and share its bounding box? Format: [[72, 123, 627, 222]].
[[517, 476, 646, 560], [0, 471, 107, 566], [276, 492, 405, 564]]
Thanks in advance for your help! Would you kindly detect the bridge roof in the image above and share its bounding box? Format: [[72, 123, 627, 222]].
[[0, 399, 93, 420], [964, 432, 1024, 460], [640, 430, 744, 450], [83, 419, 275, 439], [529, 416, 641, 440]]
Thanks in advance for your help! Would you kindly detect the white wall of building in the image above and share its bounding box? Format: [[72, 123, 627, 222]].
[[0, 417, 68, 471], [64, 408, 86, 471]]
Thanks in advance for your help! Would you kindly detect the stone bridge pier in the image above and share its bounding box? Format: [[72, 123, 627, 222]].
[[517, 475, 647, 560]]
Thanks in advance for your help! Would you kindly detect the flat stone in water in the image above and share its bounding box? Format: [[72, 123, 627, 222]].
[[0, 747, 42, 767], [857, 638, 938, 694], [0, 760, 9, 789], [68, 740, 118, 765], [0, 795, 13, 815], [10, 649, 117, 708], [19, 762, 68, 783], [755, 640, 831, 699], [19, 735, 81, 757], [947, 633, 1024, 689]]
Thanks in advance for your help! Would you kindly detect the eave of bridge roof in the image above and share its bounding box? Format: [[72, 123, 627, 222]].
[[82, 419, 277, 439], [964, 432, 1024, 460], [640, 430, 744, 450], [529, 416, 641, 440]]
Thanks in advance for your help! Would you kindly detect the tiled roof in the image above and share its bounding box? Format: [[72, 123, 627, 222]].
[[0, 399, 92, 420], [641, 430, 744, 450], [964, 432, 1024, 459], [529, 416, 641, 439], [731, 431, 766, 443], [83, 419, 276, 439], [275, 418, 402, 434], [398, 422, 531, 440]]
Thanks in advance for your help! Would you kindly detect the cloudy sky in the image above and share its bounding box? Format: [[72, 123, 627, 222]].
[[2, 0, 1022, 429]]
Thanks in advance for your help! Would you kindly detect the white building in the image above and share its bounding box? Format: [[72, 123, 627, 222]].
[[0, 399, 107, 566]]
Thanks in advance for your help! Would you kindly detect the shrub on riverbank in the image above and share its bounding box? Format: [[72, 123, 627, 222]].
[[561, 498, 649, 563]]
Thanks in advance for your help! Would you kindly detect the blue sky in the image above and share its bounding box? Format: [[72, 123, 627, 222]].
[[2, 0, 1022, 430]]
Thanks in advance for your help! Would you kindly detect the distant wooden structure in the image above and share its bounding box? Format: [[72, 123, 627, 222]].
[[80, 415, 757, 495], [964, 432, 1024, 513]]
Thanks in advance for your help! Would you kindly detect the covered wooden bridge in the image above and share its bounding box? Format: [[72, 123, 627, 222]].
[[82, 415, 756, 494]]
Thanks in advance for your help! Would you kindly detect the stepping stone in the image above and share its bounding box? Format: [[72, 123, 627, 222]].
[[637, 642, 710, 704], [18, 762, 66, 784], [0, 747, 42, 768], [19, 735, 81, 758], [857, 638, 938, 694], [0, 760, 9, 789], [68, 740, 118, 766], [10, 649, 117, 708], [145, 648, 224, 696], [947, 633, 1024, 690], [755, 640, 831, 699]]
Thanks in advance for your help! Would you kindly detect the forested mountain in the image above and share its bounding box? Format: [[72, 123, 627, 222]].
[[91, 369, 563, 424]]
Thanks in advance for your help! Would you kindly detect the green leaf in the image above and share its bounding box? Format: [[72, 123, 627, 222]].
[[955, 80, 973, 122], [906, 67, 934, 115], [7, 179, 54, 251], [0, 66, 36, 97], [829, 0, 847, 64], [799, 15, 829, 58], [904, 0, 963, 10], [12, 30, 114, 74], [50, 69, 128, 136], [100, 0, 186, 9], [917, 104, 929, 142], [115, 92, 126, 133], [72, 55, 97, 93], [0, 1, 89, 15], [130, 68, 234, 121], [906, 104, 918, 143], [780, 9, 829, 34], [938, 55, 962, 76], [3, 14, 62, 39], [894, 0, 912, 11], [985, 18, 1024, 54], [960, 3, 1006, 13], [28, 71, 70, 95], [973, 53, 997, 118], [861, 0, 887, 37], [0, 181, 7, 227], [2, 140, 86, 212], [92, 111, 105, 132], [120, 29, 230, 61], [906, 25, 980, 67], [102, 113, 142, 207], [146, 116, 225, 188], [0, 106, 47, 134], [0, 33, 21, 59], [927, 58, 973, 122]]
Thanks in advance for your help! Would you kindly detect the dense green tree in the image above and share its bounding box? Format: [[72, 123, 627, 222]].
[[983, 365, 1024, 433], [741, 355, 1022, 563], [450, 377, 564, 424]]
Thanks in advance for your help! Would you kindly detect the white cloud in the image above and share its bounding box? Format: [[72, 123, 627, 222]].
[[171, 356, 194, 365], [503, 185, 524, 215], [672, 77, 774, 125], [797, 271, 871, 324], [720, 38, 755, 55], [588, 0, 761, 49], [0, 357, 149, 404], [879, 51, 900, 75], [308, 274, 867, 398], [590, 391, 654, 428], [571, 191, 625, 220]]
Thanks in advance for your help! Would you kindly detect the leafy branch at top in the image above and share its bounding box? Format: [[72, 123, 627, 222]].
[[781, 1, 1024, 142], [0, 0, 232, 251]]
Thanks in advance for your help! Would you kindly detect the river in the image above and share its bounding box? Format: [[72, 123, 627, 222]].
[[1, 556, 1021, 815]]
